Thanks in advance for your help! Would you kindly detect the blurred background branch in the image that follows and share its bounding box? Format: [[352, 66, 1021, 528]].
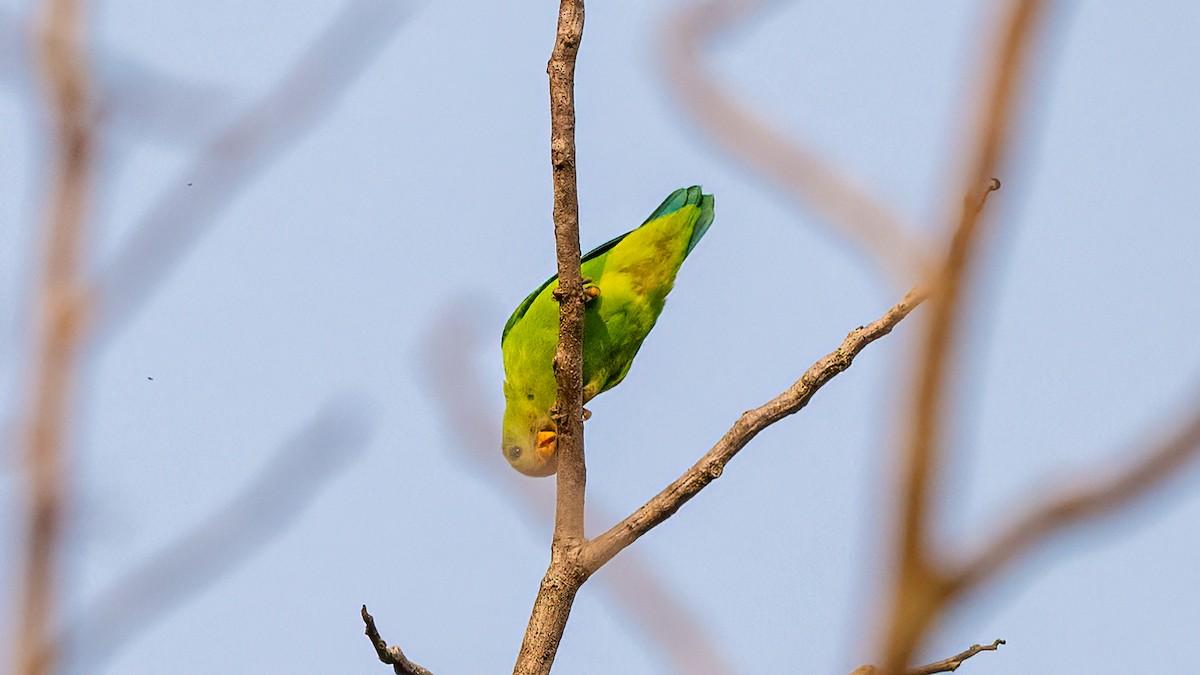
[[947, 392, 1200, 598], [661, 0, 927, 288], [56, 398, 376, 668], [659, 1, 1200, 671], [1, 7, 234, 144], [7, 3, 405, 673], [881, 0, 1048, 671], [92, 0, 411, 343], [13, 1, 94, 673]]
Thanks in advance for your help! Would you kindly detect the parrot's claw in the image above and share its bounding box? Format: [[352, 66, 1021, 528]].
[[582, 407, 592, 421], [583, 280, 600, 303]]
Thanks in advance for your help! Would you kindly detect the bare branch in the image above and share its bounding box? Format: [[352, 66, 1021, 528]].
[[586, 286, 926, 571], [881, 1, 1048, 671], [907, 639, 1006, 675], [58, 398, 376, 667], [92, 0, 410, 342], [362, 605, 434, 675], [662, 0, 926, 287], [948, 395, 1200, 597], [852, 639, 1005, 675], [14, 1, 93, 673]]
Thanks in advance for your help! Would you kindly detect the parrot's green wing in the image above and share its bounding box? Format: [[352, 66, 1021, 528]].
[[500, 186, 711, 346], [500, 231, 629, 345]]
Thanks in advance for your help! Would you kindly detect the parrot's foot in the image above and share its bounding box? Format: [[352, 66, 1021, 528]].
[[552, 277, 600, 303], [582, 407, 592, 421]]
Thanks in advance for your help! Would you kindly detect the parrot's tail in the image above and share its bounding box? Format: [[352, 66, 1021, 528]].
[[644, 185, 715, 257]]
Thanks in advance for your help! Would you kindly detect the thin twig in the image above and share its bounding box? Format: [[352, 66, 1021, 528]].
[[56, 398, 375, 667], [662, 0, 926, 287], [907, 638, 1005, 675], [362, 605, 434, 675], [585, 286, 926, 570], [92, 0, 410, 342], [881, 1, 1047, 671], [851, 639, 1005, 675], [513, 2, 589, 673], [14, 2, 92, 673]]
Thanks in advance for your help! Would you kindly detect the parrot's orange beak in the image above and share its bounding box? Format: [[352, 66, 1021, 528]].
[[535, 430, 557, 463]]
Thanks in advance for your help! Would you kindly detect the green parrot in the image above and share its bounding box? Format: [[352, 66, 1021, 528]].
[[500, 186, 715, 476]]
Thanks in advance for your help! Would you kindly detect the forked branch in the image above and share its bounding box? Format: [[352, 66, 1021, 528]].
[[420, 303, 736, 674]]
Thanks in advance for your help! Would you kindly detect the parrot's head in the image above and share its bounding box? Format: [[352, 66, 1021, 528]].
[[501, 395, 558, 477]]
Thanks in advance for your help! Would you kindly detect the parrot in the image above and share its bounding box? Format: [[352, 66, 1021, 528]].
[[500, 185, 715, 476]]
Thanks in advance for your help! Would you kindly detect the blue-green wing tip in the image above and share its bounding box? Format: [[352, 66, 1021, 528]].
[[686, 191, 715, 256]]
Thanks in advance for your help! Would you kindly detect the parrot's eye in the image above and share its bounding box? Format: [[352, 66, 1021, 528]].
[[506, 446, 523, 460]]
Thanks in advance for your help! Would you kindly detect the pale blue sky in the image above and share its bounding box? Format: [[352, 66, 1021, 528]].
[[2, 1, 1199, 673]]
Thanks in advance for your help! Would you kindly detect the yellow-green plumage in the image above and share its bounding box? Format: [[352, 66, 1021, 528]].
[[501, 186, 715, 476]]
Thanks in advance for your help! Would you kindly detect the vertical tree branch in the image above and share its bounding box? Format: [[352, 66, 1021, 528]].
[[880, 1, 1047, 671], [14, 1, 92, 674], [546, 0, 587, 549], [513, 2, 588, 673]]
